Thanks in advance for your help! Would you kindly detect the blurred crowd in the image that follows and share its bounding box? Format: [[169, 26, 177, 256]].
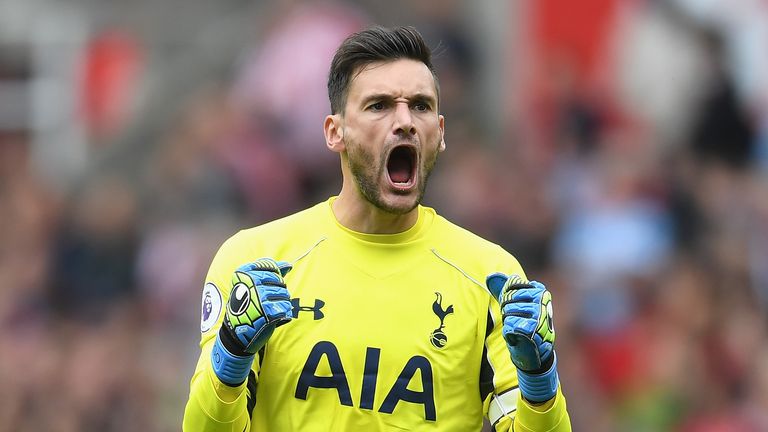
[[1, 0, 767, 431]]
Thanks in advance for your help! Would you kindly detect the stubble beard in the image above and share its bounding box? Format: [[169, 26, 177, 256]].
[[345, 136, 440, 215]]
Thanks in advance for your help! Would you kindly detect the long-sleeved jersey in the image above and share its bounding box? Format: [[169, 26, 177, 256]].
[[183, 198, 570, 431]]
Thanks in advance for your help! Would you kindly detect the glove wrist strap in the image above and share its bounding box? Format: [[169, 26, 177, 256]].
[[517, 352, 559, 403], [211, 331, 254, 386]]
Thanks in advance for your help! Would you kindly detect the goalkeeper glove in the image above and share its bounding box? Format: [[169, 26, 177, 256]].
[[211, 258, 293, 386], [486, 273, 559, 403]]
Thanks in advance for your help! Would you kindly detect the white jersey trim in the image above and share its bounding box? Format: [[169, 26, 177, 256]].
[[430, 248, 486, 291], [489, 387, 519, 426]]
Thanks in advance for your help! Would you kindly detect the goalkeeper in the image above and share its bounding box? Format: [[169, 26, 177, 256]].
[[183, 25, 570, 431]]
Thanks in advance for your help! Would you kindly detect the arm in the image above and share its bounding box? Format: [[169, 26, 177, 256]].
[[485, 274, 571, 431], [183, 339, 254, 431], [183, 251, 293, 431]]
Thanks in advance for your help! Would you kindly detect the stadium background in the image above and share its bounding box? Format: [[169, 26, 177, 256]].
[[1, 0, 768, 430]]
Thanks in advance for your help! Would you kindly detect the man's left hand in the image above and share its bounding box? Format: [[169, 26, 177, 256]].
[[486, 273, 559, 403]]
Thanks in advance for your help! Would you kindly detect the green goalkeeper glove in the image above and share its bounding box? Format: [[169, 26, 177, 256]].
[[486, 273, 559, 403], [211, 258, 293, 385]]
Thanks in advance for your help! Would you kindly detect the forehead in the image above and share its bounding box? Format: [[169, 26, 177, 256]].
[[347, 59, 437, 102]]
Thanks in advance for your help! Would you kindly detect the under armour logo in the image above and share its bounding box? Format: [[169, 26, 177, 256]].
[[291, 298, 325, 320], [430, 292, 454, 348]]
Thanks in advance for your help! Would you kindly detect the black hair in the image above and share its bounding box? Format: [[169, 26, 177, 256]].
[[327, 25, 439, 114]]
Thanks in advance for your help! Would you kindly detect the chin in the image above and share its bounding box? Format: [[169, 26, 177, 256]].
[[376, 191, 421, 215]]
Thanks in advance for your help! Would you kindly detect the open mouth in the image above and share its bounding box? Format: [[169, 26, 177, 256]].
[[386, 145, 417, 188]]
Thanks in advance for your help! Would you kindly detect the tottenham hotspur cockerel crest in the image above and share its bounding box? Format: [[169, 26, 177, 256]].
[[430, 292, 454, 348]]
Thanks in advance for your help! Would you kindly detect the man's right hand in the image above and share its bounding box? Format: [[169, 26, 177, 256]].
[[212, 258, 293, 385]]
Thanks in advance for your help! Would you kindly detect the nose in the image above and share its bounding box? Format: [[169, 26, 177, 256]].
[[393, 102, 416, 136]]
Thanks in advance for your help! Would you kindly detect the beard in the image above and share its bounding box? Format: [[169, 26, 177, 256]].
[[345, 135, 440, 215]]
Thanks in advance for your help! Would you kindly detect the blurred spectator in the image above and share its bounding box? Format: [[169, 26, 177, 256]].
[[230, 0, 366, 204], [553, 135, 673, 330], [688, 29, 755, 169], [48, 175, 139, 322], [141, 86, 245, 224], [0, 131, 58, 319], [78, 29, 144, 143]]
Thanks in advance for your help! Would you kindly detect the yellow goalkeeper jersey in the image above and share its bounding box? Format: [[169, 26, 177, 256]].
[[183, 198, 570, 431]]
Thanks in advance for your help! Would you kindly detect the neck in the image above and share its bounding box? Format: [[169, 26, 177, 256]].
[[332, 186, 419, 234]]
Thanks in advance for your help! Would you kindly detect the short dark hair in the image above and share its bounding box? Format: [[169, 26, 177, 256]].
[[327, 25, 439, 114]]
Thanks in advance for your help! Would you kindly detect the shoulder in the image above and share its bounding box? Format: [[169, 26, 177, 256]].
[[425, 208, 525, 280], [219, 202, 328, 262], [239, 203, 325, 240], [428, 209, 510, 259]]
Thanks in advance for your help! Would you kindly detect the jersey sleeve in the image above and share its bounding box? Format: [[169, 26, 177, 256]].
[[481, 252, 571, 431], [182, 232, 261, 431]]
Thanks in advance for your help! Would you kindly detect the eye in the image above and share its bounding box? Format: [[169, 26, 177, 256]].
[[413, 102, 430, 112], [368, 101, 385, 111]]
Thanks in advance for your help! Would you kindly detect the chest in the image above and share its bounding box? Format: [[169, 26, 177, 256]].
[[256, 247, 489, 417], [275, 247, 486, 359]]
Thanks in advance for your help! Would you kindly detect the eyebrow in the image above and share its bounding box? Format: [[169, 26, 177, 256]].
[[361, 92, 438, 107]]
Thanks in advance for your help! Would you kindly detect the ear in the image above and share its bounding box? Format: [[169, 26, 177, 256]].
[[324, 114, 345, 153], [438, 114, 446, 152]]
